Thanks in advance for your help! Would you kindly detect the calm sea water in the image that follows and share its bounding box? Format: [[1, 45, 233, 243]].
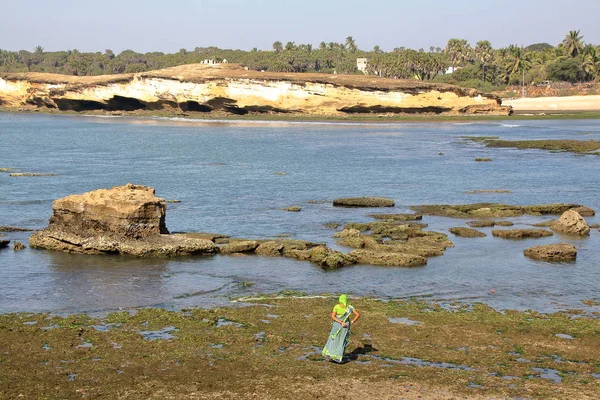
[[1, 113, 599, 315]]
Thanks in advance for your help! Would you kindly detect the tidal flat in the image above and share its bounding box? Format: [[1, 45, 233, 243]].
[[2, 297, 600, 399]]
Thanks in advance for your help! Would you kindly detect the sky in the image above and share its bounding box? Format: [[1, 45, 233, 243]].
[[1, 0, 599, 54]]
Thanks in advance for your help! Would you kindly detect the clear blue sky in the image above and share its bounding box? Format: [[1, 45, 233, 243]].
[[2, 0, 599, 53]]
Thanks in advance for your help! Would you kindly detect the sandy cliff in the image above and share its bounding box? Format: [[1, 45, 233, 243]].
[[0, 64, 510, 116]]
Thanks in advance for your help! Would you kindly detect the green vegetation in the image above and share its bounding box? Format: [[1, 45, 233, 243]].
[[1, 298, 599, 398], [467, 137, 600, 155], [1, 30, 598, 92]]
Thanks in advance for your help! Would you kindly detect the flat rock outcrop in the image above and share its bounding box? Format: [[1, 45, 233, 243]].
[[29, 184, 217, 257], [411, 203, 583, 219], [449, 227, 486, 238], [367, 213, 422, 221], [570, 206, 595, 216], [550, 210, 590, 236], [333, 197, 395, 208], [349, 249, 427, 267], [524, 243, 577, 262], [492, 229, 553, 239]]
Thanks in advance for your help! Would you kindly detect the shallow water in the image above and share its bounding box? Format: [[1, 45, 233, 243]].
[[1, 113, 599, 314]]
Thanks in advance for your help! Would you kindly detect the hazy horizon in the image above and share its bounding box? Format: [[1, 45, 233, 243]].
[[2, 0, 599, 53]]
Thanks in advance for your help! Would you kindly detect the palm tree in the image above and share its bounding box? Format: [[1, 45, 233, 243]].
[[345, 36, 357, 53], [272, 41, 283, 53], [474, 40, 494, 81], [445, 38, 470, 70], [581, 44, 599, 80], [563, 30, 584, 58], [504, 45, 531, 84], [319, 42, 327, 51]]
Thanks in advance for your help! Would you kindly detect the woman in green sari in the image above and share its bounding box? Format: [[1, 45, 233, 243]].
[[322, 294, 360, 363]]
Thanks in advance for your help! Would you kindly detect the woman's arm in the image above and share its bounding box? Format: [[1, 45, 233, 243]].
[[331, 311, 347, 327], [351, 309, 360, 324]]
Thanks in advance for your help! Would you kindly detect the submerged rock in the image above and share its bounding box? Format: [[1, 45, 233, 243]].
[[29, 184, 217, 257], [13, 241, 25, 251], [367, 213, 422, 221], [449, 227, 486, 238], [492, 229, 553, 239], [282, 206, 302, 212], [333, 197, 395, 208], [9, 172, 58, 177], [475, 158, 492, 162], [550, 210, 590, 236], [0, 240, 10, 250], [524, 243, 577, 262], [411, 203, 582, 219]]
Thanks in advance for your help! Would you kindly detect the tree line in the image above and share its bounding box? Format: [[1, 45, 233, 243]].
[[0, 31, 597, 92]]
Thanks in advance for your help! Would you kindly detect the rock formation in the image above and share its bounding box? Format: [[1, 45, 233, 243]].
[[0, 64, 511, 117], [449, 227, 486, 238], [550, 210, 590, 236], [492, 229, 553, 239], [0, 240, 10, 250], [411, 203, 583, 219], [29, 184, 217, 257], [524, 243, 577, 262], [333, 197, 395, 208]]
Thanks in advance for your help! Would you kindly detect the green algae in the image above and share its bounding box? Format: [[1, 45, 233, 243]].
[[2, 298, 599, 399]]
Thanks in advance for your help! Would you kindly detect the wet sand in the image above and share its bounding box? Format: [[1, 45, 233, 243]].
[[503, 95, 600, 112]]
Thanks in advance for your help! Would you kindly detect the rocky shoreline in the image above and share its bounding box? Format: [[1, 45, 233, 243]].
[[20, 184, 596, 266]]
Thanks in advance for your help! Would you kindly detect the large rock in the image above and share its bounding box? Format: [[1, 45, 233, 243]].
[[449, 227, 486, 238], [333, 197, 395, 208], [524, 243, 577, 262], [550, 210, 590, 236], [29, 184, 217, 257], [349, 249, 427, 267], [492, 229, 553, 239]]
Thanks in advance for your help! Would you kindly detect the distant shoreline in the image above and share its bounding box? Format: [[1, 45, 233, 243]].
[[3, 106, 600, 123]]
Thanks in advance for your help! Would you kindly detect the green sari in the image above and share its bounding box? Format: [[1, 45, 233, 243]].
[[321, 305, 353, 363]]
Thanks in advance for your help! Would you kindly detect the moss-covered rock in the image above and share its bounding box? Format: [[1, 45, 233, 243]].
[[449, 227, 486, 238], [411, 203, 582, 219], [349, 249, 427, 267], [491, 229, 553, 239], [524, 243, 577, 262], [219, 240, 259, 254], [255, 241, 284, 257], [333, 197, 395, 207], [367, 213, 422, 221]]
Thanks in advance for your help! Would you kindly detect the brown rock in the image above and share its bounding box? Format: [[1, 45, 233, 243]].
[[333, 197, 395, 208], [29, 184, 218, 257], [0, 226, 33, 232], [570, 206, 595, 216], [349, 249, 427, 267], [288, 246, 355, 270], [532, 220, 555, 227], [255, 241, 284, 257], [337, 237, 368, 249], [524, 243, 577, 262], [475, 158, 492, 162], [495, 221, 514, 227], [367, 213, 422, 221], [50, 183, 168, 238], [466, 220, 496, 228], [12, 241, 25, 251], [449, 227, 486, 238], [333, 229, 361, 239], [492, 229, 553, 239], [282, 206, 302, 212], [550, 210, 590, 236], [219, 240, 259, 254]]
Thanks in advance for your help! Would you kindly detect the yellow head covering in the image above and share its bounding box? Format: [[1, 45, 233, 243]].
[[339, 294, 348, 306]]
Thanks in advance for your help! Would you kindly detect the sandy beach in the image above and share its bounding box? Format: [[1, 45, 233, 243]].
[[503, 95, 600, 112]]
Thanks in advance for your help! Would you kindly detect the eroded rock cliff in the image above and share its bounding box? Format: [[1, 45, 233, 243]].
[[0, 64, 510, 116]]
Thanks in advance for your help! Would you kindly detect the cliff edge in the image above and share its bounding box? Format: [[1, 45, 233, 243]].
[[0, 63, 510, 116]]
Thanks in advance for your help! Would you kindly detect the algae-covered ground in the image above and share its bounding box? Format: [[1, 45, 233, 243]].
[[2, 297, 599, 399], [463, 137, 600, 155]]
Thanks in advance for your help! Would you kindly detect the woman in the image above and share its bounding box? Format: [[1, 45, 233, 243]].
[[322, 294, 360, 363]]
